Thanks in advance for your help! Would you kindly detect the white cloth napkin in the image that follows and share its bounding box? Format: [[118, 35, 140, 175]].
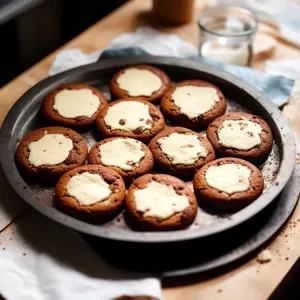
[[0, 208, 162, 300], [0, 171, 162, 300], [49, 27, 197, 76]]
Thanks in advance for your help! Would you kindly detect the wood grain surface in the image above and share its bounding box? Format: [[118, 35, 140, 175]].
[[1, 0, 300, 299]]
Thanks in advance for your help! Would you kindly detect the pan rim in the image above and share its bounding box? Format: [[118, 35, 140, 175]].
[[0, 56, 296, 243]]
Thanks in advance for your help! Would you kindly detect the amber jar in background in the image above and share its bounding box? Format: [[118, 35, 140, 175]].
[[152, 0, 195, 25]]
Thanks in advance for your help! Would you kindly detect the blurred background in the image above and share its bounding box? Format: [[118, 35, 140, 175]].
[[0, 0, 127, 86]]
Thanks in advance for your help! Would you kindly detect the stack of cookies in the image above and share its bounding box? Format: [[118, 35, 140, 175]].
[[15, 64, 273, 231]]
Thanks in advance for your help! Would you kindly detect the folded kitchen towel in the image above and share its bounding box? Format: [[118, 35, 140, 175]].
[[266, 59, 300, 104], [0, 194, 163, 300], [49, 27, 294, 107]]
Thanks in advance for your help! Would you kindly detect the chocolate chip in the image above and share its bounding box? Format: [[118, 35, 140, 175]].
[[119, 119, 126, 125], [133, 127, 143, 134]]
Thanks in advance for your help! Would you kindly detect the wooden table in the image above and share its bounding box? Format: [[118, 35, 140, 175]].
[[1, 0, 300, 299]]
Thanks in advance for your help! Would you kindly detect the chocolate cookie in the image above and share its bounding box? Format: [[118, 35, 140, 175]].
[[55, 165, 126, 220], [88, 137, 154, 184], [125, 173, 198, 231], [160, 80, 226, 129], [149, 127, 216, 177], [206, 112, 273, 163], [96, 98, 166, 143], [110, 65, 171, 103], [15, 126, 88, 182], [42, 83, 108, 132], [193, 157, 264, 211]]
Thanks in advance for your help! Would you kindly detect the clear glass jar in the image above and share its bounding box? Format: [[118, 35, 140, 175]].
[[198, 5, 258, 66]]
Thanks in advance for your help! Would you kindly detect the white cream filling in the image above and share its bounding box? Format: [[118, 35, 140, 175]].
[[99, 138, 145, 171], [66, 172, 112, 206], [104, 101, 153, 131], [53, 89, 100, 118], [134, 181, 190, 220], [116, 68, 162, 97], [28, 134, 73, 167], [157, 133, 207, 165], [205, 164, 251, 194], [218, 119, 262, 150], [172, 86, 220, 119]]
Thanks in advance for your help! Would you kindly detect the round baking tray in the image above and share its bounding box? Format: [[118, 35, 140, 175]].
[[0, 56, 296, 243]]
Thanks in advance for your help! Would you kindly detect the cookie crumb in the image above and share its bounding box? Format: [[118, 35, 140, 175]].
[[217, 289, 222, 293], [23, 253, 26, 256], [257, 249, 272, 263]]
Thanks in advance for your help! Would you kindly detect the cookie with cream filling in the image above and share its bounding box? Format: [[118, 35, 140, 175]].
[[149, 127, 215, 177], [207, 112, 273, 163], [88, 137, 154, 183], [96, 98, 166, 143], [160, 80, 226, 129], [42, 83, 108, 132], [55, 165, 126, 220], [193, 157, 264, 211], [125, 173, 198, 231], [110, 65, 171, 103], [15, 126, 88, 182]]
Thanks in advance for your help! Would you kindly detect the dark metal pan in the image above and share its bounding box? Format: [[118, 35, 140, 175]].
[[0, 56, 296, 243]]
